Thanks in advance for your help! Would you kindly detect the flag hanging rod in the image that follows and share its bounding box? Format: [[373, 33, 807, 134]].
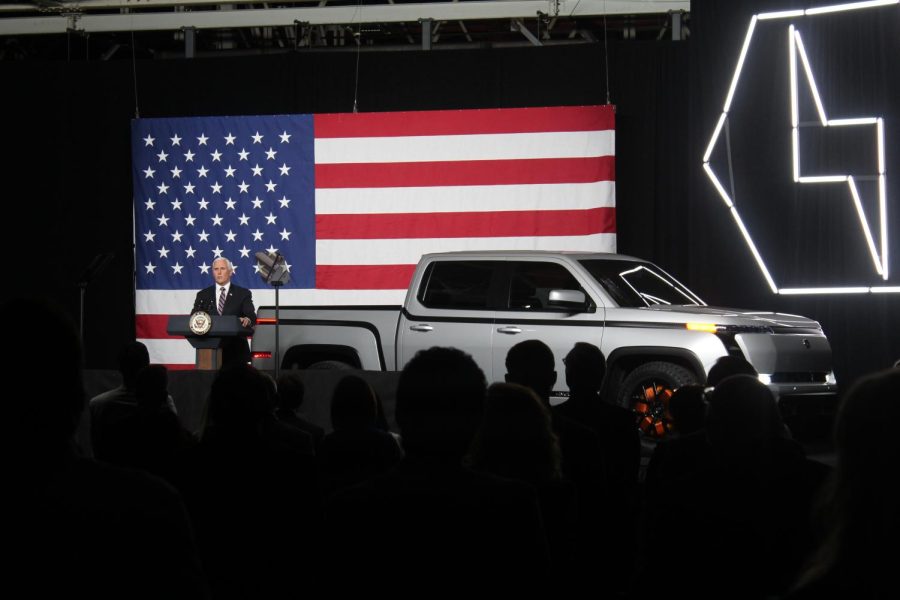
[[0, 0, 689, 36]]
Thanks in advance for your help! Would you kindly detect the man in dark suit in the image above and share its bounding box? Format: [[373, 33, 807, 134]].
[[192, 256, 256, 367]]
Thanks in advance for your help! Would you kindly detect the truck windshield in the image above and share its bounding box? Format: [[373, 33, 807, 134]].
[[578, 259, 704, 308]]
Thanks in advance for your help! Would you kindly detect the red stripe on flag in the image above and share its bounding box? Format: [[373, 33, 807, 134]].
[[316, 207, 616, 240], [137, 314, 182, 339], [315, 156, 614, 189], [315, 264, 417, 289], [166, 364, 196, 371], [314, 105, 614, 138]]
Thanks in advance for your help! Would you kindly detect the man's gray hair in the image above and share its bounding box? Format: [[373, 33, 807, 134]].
[[213, 256, 234, 270]]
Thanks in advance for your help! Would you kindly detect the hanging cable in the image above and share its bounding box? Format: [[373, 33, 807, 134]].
[[352, 0, 363, 113], [131, 30, 140, 118], [603, 14, 611, 104]]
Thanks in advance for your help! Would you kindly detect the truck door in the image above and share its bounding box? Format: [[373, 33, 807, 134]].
[[491, 260, 605, 398], [397, 260, 501, 380]]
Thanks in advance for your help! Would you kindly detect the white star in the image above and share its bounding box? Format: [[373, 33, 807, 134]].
[[266, 245, 278, 255], [265, 212, 277, 225], [279, 163, 291, 176], [157, 182, 169, 195], [185, 214, 196, 226], [279, 130, 291, 144], [210, 182, 222, 194], [278, 196, 290, 208], [197, 198, 209, 210], [265, 180, 277, 192], [183, 150, 195, 162], [184, 182, 195, 195], [170, 199, 182, 211], [225, 230, 237, 242], [224, 133, 236, 145], [199, 262, 211, 274], [265, 147, 277, 160], [283, 261, 291, 273], [279, 228, 292, 241], [197, 230, 210, 242], [143, 230, 156, 242], [212, 246, 223, 258], [237, 149, 249, 161], [253, 263, 262, 274], [170, 166, 182, 179], [210, 150, 222, 162], [197, 133, 209, 146], [145, 262, 156, 274], [238, 181, 250, 193], [239, 245, 251, 258], [170, 134, 182, 146], [197, 166, 209, 178], [172, 262, 184, 275], [144, 199, 156, 211], [171, 230, 183, 242], [232, 265, 238, 273], [252, 229, 264, 241], [251, 197, 264, 209], [251, 164, 263, 176], [224, 166, 236, 178], [211, 214, 223, 226], [252, 131, 263, 144], [224, 198, 237, 210], [157, 215, 170, 227], [157, 150, 168, 162], [185, 246, 197, 258], [143, 134, 155, 147], [238, 213, 250, 225], [158, 246, 170, 258], [143, 166, 155, 179]]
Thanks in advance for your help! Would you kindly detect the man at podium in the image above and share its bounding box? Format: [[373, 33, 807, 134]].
[[192, 256, 256, 367]]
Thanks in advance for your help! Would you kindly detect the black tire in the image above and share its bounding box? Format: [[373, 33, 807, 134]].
[[307, 360, 354, 370], [616, 361, 698, 441]]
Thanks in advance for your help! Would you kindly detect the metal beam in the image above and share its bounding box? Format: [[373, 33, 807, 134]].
[[0, 1, 691, 36], [512, 18, 542, 46]]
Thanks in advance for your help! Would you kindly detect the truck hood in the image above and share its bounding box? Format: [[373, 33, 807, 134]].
[[636, 305, 822, 330]]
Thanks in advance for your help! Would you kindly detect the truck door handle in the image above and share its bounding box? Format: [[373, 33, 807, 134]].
[[409, 324, 434, 332], [497, 326, 522, 334]]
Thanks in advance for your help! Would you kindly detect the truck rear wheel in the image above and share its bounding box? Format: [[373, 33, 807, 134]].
[[617, 361, 698, 441]]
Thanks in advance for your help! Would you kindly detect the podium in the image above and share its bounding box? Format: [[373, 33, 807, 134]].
[[167, 315, 252, 370]]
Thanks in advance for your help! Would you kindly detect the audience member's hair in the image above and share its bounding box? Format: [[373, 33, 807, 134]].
[[135, 365, 169, 411], [118, 341, 151, 389], [505, 339, 557, 401], [331, 375, 378, 431], [668, 385, 707, 435], [706, 356, 758, 388], [564, 342, 607, 394], [276, 371, 305, 411], [705, 374, 783, 459], [204, 365, 271, 436]]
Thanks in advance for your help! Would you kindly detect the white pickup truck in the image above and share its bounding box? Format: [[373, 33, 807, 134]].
[[251, 251, 837, 438]]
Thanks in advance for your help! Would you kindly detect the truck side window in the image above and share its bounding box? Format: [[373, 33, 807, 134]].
[[418, 261, 496, 310], [508, 262, 585, 311]]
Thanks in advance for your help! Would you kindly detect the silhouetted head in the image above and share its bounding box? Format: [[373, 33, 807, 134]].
[[205, 365, 270, 437], [331, 375, 378, 431], [4, 296, 85, 450], [260, 371, 278, 413], [119, 341, 151, 390], [564, 342, 607, 395], [135, 365, 169, 412], [668, 385, 707, 435], [706, 356, 758, 388], [468, 382, 562, 484], [396, 346, 486, 457], [276, 371, 305, 411], [505, 339, 557, 403], [706, 375, 783, 461]]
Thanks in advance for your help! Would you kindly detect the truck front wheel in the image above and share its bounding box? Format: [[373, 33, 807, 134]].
[[616, 361, 698, 440]]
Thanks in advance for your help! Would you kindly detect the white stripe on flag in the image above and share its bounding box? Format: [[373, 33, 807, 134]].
[[136, 288, 407, 314], [316, 233, 617, 265], [140, 338, 197, 366], [314, 130, 615, 164], [315, 182, 615, 215]]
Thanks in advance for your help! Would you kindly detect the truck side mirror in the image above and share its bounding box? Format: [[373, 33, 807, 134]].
[[548, 289, 588, 311]]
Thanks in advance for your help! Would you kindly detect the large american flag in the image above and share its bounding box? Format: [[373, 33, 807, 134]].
[[132, 105, 616, 367]]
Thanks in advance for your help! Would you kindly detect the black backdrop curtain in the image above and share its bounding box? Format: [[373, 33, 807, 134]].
[[2, 1, 897, 389]]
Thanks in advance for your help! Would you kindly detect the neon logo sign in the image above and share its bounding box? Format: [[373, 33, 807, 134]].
[[702, 0, 898, 295]]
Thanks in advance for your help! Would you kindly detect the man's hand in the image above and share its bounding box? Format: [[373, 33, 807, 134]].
[[240, 316, 252, 328]]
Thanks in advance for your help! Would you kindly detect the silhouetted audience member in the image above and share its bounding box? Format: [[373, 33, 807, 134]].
[[645, 385, 712, 496], [706, 355, 758, 388], [788, 368, 900, 599], [276, 371, 325, 451], [505, 339, 608, 587], [90, 341, 177, 461], [325, 347, 549, 591], [5, 297, 207, 599], [258, 371, 314, 456], [318, 375, 402, 494], [639, 375, 828, 599], [176, 365, 320, 599]]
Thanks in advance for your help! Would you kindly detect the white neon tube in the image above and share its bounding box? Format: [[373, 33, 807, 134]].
[[880, 173, 888, 278], [792, 127, 800, 182], [847, 176, 883, 275], [779, 287, 870, 294], [799, 175, 849, 183], [870, 287, 900, 293], [730, 207, 778, 293], [757, 9, 805, 20], [806, 0, 899, 16], [794, 31, 828, 125], [877, 117, 885, 174], [723, 16, 758, 114], [789, 25, 799, 128], [827, 117, 878, 126], [704, 112, 728, 163], [703, 163, 735, 208]]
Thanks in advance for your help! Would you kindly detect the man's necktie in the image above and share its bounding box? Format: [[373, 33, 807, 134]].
[[217, 287, 226, 315]]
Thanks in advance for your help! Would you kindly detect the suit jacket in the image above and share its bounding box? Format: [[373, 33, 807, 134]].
[[193, 283, 256, 324]]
